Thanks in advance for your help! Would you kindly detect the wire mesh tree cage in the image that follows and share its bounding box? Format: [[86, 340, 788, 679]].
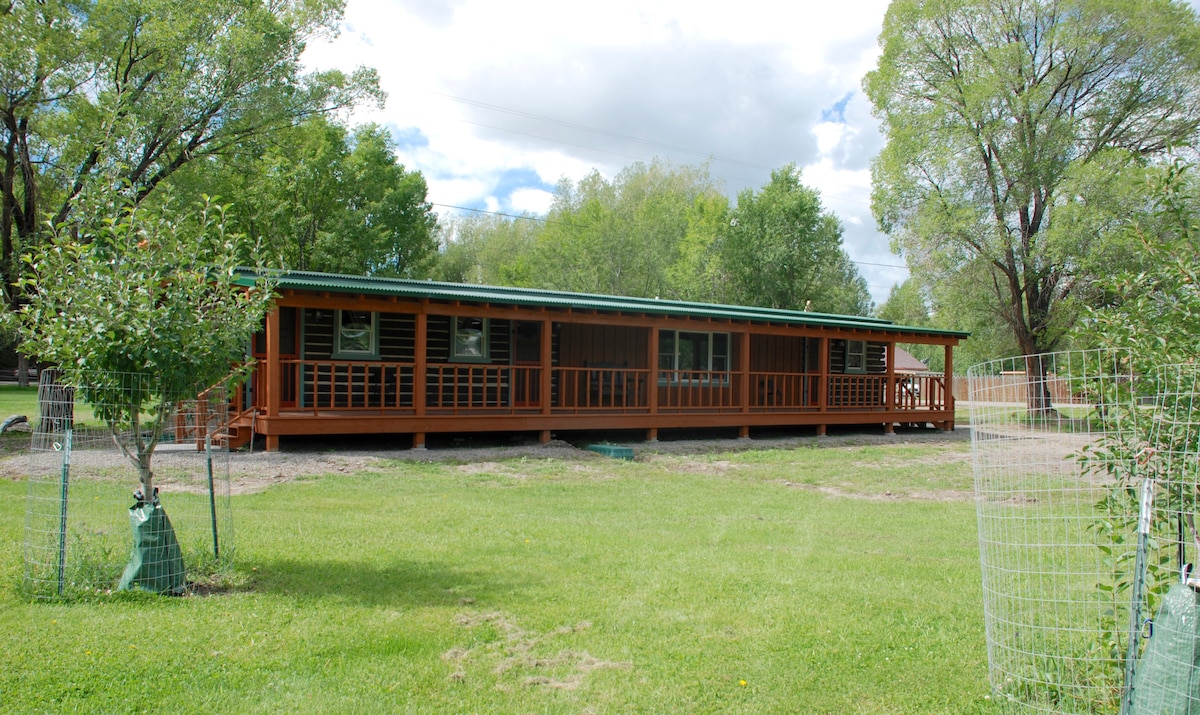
[[970, 350, 1200, 713], [23, 371, 233, 598]]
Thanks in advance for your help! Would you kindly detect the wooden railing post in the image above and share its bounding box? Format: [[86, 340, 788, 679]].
[[647, 326, 659, 442], [817, 338, 829, 436], [264, 305, 281, 451], [944, 344, 955, 431], [539, 317, 553, 443], [739, 332, 751, 438]]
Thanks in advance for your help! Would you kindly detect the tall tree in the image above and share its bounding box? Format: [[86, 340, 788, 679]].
[[533, 160, 725, 298], [720, 164, 870, 315], [0, 0, 380, 307], [865, 0, 1200, 407], [434, 212, 540, 286], [190, 119, 439, 277]]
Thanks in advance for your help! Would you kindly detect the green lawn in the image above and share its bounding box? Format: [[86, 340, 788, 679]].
[[0, 435, 1001, 714]]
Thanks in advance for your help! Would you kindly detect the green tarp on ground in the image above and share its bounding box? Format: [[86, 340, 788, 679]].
[[1130, 583, 1200, 713], [116, 495, 186, 595]]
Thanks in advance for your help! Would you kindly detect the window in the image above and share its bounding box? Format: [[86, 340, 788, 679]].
[[845, 340, 866, 373], [658, 330, 730, 383], [453, 317, 489, 361], [334, 310, 377, 358]]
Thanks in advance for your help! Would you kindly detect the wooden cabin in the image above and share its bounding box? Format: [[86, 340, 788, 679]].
[[228, 271, 968, 450]]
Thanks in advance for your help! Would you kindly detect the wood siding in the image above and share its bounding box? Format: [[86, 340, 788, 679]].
[[557, 324, 646, 368]]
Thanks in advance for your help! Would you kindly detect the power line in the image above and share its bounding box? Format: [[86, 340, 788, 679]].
[[436, 92, 774, 171], [437, 93, 875, 207]]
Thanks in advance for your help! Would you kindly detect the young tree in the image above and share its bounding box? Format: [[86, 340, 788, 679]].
[[1080, 162, 1200, 373], [15, 195, 277, 502], [720, 164, 870, 315], [864, 0, 1200, 408]]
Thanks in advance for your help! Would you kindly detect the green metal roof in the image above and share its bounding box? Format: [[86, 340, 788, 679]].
[[236, 269, 969, 340]]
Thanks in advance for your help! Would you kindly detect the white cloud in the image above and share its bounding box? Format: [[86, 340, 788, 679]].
[[509, 188, 555, 215], [303, 0, 900, 305]]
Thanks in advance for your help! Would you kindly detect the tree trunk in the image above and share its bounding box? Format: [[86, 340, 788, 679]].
[[36, 368, 74, 433], [1025, 354, 1055, 415], [17, 353, 30, 388]]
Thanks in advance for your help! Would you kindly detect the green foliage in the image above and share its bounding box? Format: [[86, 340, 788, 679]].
[[177, 118, 439, 278], [722, 164, 869, 314], [433, 160, 871, 316], [876, 279, 945, 370], [0, 0, 381, 313], [865, 0, 1200, 359], [533, 160, 727, 299], [14, 195, 276, 489], [433, 212, 540, 286], [1070, 162, 1200, 706], [1079, 161, 1200, 370]]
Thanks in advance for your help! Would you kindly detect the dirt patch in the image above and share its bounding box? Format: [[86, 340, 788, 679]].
[[443, 611, 628, 689], [780, 480, 972, 502]]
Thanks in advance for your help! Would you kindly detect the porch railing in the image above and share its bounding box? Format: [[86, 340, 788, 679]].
[[248, 361, 948, 416], [750, 371, 819, 410], [656, 370, 739, 412], [556, 366, 650, 411]]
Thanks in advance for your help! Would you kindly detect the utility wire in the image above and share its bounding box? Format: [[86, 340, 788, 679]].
[[434, 91, 876, 204]]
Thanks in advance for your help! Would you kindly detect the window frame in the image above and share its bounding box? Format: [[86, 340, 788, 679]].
[[658, 329, 731, 385], [845, 339, 867, 374], [451, 316, 490, 362], [332, 309, 379, 360]]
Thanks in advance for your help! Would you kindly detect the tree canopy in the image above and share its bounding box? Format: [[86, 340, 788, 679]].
[[532, 160, 727, 299], [721, 164, 870, 315], [434, 160, 872, 315], [0, 0, 381, 309], [865, 0, 1200, 367], [176, 118, 440, 277]]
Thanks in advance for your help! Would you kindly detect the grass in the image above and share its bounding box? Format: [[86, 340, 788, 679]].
[[0, 437, 1002, 714]]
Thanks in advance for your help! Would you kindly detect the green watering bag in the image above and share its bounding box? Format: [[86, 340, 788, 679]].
[[1130, 583, 1200, 714], [116, 495, 187, 595]]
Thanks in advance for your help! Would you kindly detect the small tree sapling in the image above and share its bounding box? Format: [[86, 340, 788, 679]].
[[15, 196, 277, 500]]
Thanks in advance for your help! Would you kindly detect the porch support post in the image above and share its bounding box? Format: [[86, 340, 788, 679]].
[[647, 326, 659, 442], [414, 310, 427, 417], [264, 305, 281, 451], [817, 337, 829, 437], [739, 331, 751, 439], [413, 309, 427, 450], [540, 317, 552, 444], [884, 340, 896, 435], [943, 344, 955, 431]]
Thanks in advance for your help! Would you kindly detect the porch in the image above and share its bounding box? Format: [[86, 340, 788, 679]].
[[228, 359, 954, 448], [220, 271, 966, 450]]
